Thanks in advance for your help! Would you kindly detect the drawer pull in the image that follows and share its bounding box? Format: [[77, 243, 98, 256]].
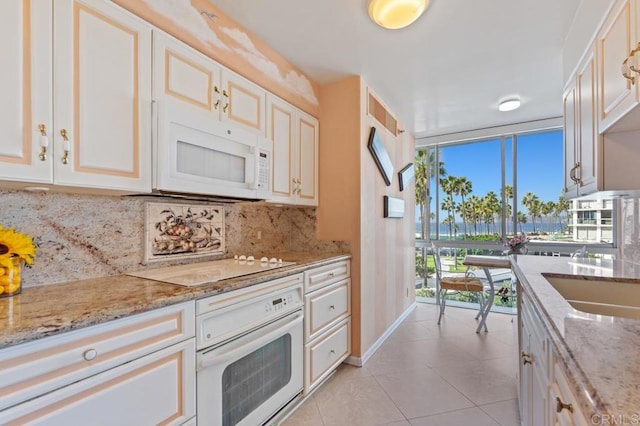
[[555, 397, 574, 413], [83, 349, 97, 361], [329, 305, 336, 310], [330, 349, 336, 355], [328, 272, 335, 277], [521, 352, 533, 365]]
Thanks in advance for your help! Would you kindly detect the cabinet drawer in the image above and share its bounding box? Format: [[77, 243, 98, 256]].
[[304, 317, 350, 393], [305, 279, 350, 341], [0, 301, 195, 411], [304, 260, 350, 293], [551, 360, 588, 426], [0, 339, 196, 426]]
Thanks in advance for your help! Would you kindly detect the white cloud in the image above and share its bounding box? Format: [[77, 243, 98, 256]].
[[284, 70, 319, 106], [142, 0, 229, 51], [221, 26, 319, 106], [221, 27, 264, 58]]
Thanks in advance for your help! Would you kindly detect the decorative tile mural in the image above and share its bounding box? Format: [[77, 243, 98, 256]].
[[145, 202, 225, 262]]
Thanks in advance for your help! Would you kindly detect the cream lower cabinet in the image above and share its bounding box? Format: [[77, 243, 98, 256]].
[[267, 94, 319, 206], [0, 301, 196, 425], [519, 291, 588, 425], [0, 0, 152, 193], [303, 260, 351, 393]]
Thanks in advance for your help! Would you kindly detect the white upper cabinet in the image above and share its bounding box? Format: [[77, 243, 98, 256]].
[[297, 110, 319, 206], [221, 72, 266, 133], [0, 0, 52, 184], [53, 0, 152, 192], [267, 95, 318, 206], [0, 0, 152, 193], [596, 0, 638, 132], [153, 31, 266, 135], [564, 45, 602, 199]]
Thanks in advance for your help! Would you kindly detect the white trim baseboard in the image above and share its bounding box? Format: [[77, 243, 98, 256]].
[[344, 302, 416, 367]]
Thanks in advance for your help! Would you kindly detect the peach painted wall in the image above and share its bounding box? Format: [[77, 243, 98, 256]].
[[112, 0, 319, 116], [318, 76, 415, 359]]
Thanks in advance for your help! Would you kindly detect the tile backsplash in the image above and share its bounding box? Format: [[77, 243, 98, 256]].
[[0, 190, 349, 287]]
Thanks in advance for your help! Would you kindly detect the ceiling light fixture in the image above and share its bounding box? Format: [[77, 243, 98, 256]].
[[368, 0, 429, 30], [498, 98, 521, 112]]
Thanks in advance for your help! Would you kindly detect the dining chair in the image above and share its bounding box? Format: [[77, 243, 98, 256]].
[[432, 244, 487, 331]]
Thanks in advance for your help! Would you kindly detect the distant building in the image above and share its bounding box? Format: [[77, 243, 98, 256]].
[[567, 199, 613, 243]]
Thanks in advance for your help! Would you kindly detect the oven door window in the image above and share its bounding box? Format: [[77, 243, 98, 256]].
[[222, 334, 292, 426]]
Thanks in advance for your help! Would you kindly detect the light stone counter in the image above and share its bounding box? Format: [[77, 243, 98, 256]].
[[0, 252, 349, 349], [511, 255, 640, 418]]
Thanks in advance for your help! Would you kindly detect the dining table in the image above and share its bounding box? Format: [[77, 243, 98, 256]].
[[462, 255, 512, 333]]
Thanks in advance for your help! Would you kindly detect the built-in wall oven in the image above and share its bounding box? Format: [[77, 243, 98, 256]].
[[195, 274, 304, 426]]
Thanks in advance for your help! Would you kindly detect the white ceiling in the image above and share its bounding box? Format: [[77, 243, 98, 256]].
[[212, 0, 581, 139]]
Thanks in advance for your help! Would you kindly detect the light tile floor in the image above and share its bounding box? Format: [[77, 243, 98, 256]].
[[281, 303, 521, 426]]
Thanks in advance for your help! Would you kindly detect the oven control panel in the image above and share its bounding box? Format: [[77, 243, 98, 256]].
[[264, 294, 294, 313], [196, 281, 304, 350]]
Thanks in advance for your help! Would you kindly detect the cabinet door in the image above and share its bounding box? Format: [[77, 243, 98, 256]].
[[0, 339, 196, 426], [296, 110, 319, 206], [222, 70, 266, 134], [267, 95, 295, 203], [152, 31, 220, 115], [53, 0, 152, 193], [562, 85, 578, 198], [0, 0, 52, 184], [576, 47, 601, 196], [597, 0, 637, 132]]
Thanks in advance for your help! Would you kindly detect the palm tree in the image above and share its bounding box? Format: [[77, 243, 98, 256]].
[[505, 185, 514, 234], [522, 192, 541, 233], [414, 150, 428, 238], [441, 176, 458, 239], [482, 191, 500, 234], [544, 201, 556, 232], [456, 176, 472, 239], [466, 195, 481, 235], [555, 195, 571, 231], [517, 211, 528, 233], [441, 196, 456, 240]]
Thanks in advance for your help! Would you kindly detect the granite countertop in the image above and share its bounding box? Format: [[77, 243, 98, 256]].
[[511, 255, 640, 418], [0, 251, 350, 350]]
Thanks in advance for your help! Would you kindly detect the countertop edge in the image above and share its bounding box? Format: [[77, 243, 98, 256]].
[[0, 253, 351, 350]]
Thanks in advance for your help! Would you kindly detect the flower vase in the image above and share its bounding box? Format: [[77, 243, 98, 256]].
[[509, 245, 528, 255], [0, 257, 23, 297]]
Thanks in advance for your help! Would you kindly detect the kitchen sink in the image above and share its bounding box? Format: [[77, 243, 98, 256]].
[[542, 274, 640, 319]]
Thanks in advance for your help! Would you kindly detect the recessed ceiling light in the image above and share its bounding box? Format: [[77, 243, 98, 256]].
[[498, 98, 521, 112], [368, 0, 429, 30]]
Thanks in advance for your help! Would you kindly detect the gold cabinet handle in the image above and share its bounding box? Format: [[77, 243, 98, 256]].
[[213, 86, 221, 109], [574, 162, 582, 185], [521, 351, 533, 365], [38, 124, 49, 161], [555, 396, 574, 413], [569, 164, 579, 184], [628, 42, 640, 73], [622, 57, 635, 84], [222, 89, 229, 113], [60, 129, 71, 165]]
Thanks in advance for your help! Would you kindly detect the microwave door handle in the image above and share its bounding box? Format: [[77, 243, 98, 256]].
[[247, 145, 258, 190], [199, 311, 303, 369]]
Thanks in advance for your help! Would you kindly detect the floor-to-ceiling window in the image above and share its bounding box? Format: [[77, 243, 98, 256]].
[[414, 128, 616, 313]]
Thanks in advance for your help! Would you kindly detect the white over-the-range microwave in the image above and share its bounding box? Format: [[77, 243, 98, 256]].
[[153, 101, 272, 200]]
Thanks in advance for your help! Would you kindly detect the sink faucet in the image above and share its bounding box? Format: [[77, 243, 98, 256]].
[[571, 246, 587, 258]]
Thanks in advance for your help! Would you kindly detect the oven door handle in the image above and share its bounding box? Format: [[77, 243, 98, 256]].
[[199, 311, 303, 369]]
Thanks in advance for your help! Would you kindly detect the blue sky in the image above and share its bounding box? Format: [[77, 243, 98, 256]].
[[432, 130, 564, 216]]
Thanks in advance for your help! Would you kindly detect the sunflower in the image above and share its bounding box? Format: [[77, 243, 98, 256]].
[[0, 225, 36, 266]]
